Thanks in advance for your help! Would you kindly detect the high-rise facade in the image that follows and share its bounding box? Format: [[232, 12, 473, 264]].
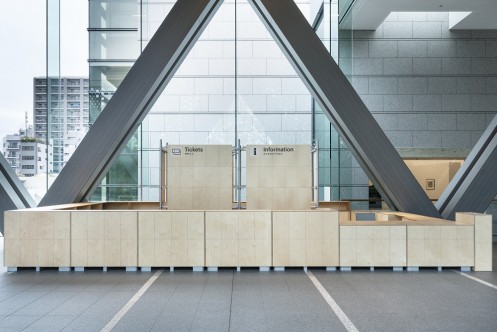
[[2, 127, 52, 177], [18, 140, 51, 177], [33, 77, 89, 173], [2, 131, 23, 173], [2, 127, 33, 173]]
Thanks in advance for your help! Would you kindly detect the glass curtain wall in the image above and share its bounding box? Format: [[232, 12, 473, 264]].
[[88, 0, 140, 201], [236, 0, 312, 202], [88, 0, 313, 202], [139, 0, 236, 201], [312, 0, 369, 209]]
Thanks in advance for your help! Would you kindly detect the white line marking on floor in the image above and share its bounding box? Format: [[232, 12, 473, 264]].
[[453, 270, 497, 290], [101, 269, 163, 332], [306, 270, 359, 332]]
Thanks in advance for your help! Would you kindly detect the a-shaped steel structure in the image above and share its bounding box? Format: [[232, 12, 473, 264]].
[[40, 0, 223, 206], [437, 115, 497, 220], [0, 154, 35, 232], [42, 0, 450, 218], [247, 0, 440, 217]]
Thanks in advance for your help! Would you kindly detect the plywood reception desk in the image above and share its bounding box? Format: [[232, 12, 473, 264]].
[[205, 211, 272, 267], [4, 210, 71, 268], [138, 211, 204, 268], [339, 222, 407, 267], [3, 203, 493, 272], [71, 211, 137, 268], [272, 210, 339, 267]]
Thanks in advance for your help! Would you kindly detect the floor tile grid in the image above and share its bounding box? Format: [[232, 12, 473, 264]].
[[22, 272, 150, 331], [149, 271, 213, 331], [312, 267, 497, 331], [20, 274, 115, 331]]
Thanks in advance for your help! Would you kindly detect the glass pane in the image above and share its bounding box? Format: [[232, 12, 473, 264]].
[[89, 0, 140, 201], [236, 0, 312, 146], [89, 0, 138, 29], [140, 1, 236, 202], [339, 0, 354, 22], [313, 1, 352, 203], [89, 31, 140, 60]]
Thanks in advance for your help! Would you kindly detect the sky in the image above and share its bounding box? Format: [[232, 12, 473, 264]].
[[0, 0, 88, 140]]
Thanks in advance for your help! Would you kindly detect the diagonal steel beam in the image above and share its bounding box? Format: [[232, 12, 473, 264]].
[[0, 154, 35, 233], [39, 0, 223, 206], [248, 0, 440, 217], [437, 114, 497, 220]]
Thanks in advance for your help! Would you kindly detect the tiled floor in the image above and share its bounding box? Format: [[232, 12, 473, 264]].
[[0, 240, 495, 331]]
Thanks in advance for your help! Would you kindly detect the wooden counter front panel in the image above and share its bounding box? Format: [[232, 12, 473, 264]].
[[205, 211, 271, 267], [407, 225, 474, 267], [4, 211, 70, 267], [272, 211, 339, 267], [138, 211, 204, 267], [4, 211, 21, 267], [456, 212, 492, 271], [473, 214, 492, 271], [339, 225, 406, 267], [71, 211, 137, 267]]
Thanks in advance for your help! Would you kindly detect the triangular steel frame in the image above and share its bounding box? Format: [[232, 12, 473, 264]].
[[41, 0, 451, 218], [248, 0, 440, 217], [437, 114, 497, 220], [0, 154, 35, 232], [40, 0, 224, 206]]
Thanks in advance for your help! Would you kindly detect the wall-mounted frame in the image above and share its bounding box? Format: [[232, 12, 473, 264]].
[[426, 179, 435, 190]]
